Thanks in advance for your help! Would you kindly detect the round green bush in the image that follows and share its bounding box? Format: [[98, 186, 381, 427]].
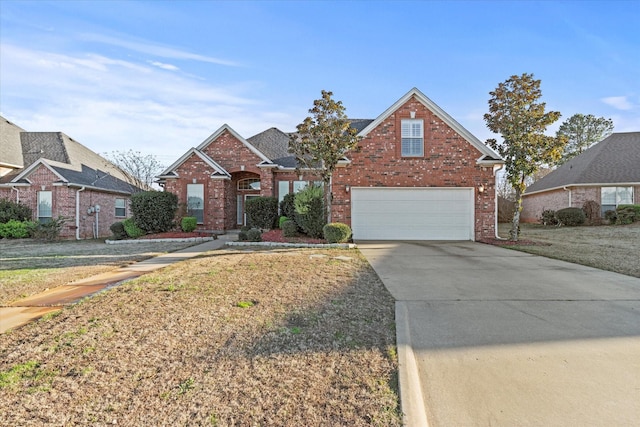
[[323, 222, 352, 243], [0, 219, 32, 238], [246, 228, 262, 242], [245, 196, 278, 229], [294, 185, 326, 238], [130, 191, 178, 233], [556, 207, 586, 226], [278, 216, 289, 229], [282, 219, 298, 237], [109, 221, 127, 240], [123, 218, 145, 238], [181, 216, 197, 232], [540, 209, 558, 226]]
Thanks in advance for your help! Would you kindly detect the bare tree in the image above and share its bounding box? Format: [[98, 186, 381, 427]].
[[104, 150, 164, 191]]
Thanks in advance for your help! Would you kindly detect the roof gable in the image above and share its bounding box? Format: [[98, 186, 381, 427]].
[[197, 124, 272, 164], [525, 132, 640, 194], [358, 88, 502, 162], [158, 147, 231, 179], [0, 116, 25, 168]]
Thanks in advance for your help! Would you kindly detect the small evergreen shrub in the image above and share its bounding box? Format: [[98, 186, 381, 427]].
[[282, 220, 298, 237], [615, 205, 638, 225], [604, 210, 617, 223], [246, 228, 262, 242], [0, 198, 32, 223], [540, 209, 559, 226], [0, 219, 33, 238], [30, 216, 66, 240], [294, 185, 326, 238], [323, 222, 352, 243], [123, 218, 145, 238], [582, 200, 601, 225], [131, 191, 178, 233], [279, 193, 296, 219], [245, 196, 278, 229], [181, 216, 197, 232], [109, 221, 127, 240], [556, 207, 586, 226], [278, 216, 289, 229]]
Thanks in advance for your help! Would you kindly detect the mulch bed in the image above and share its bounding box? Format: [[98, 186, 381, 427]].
[[261, 229, 326, 244]]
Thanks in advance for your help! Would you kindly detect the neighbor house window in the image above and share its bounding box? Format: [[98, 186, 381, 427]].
[[115, 198, 126, 217], [401, 119, 424, 157], [187, 184, 204, 224], [238, 178, 260, 190], [37, 191, 52, 223], [293, 180, 324, 193], [601, 186, 633, 216]]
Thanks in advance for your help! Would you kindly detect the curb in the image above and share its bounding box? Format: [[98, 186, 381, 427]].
[[225, 241, 357, 249], [396, 301, 429, 427]]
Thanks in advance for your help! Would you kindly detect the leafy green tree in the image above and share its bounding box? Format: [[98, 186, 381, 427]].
[[484, 73, 566, 241], [289, 90, 361, 222], [556, 114, 613, 164]]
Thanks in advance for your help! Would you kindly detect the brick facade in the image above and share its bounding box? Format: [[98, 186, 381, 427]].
[[0, 164, 132, 239], [522, 185, 640, 223]]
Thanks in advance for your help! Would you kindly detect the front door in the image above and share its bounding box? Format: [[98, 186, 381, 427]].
[[237, 194, 260, 226]]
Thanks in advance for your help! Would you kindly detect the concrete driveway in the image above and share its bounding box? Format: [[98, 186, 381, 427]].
[[357, 241, 640, 427]]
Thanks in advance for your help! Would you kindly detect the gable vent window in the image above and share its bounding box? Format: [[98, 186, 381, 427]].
[[238, 178, 261, 191], [401, 119, 424, 157]]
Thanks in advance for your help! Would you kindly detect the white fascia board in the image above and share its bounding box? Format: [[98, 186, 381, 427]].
[[156, 148, 231, 179], [11, 159, 68, 183], [358, 88, 503, 160], [196, 124, 272, 164]]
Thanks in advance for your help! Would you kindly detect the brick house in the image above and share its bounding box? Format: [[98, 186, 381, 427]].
[[0, 116, 140, 239], [158, 88, 504, 240], [521, 132, 640, 222]]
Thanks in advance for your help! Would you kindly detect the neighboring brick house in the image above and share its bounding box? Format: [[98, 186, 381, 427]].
[[521, 132, 640, 222], [0, 116, 140, 239], [158, 88, 504, 240]]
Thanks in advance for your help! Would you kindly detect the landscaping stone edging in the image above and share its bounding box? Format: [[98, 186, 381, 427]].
[[105, 237, 215, 244], [226, 241, 357, 249]]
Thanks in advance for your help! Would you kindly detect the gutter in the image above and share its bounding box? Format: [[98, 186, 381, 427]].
[[75, 186, 86, 240], [11, 186, 20, 203], [563, 186, 572, 207]]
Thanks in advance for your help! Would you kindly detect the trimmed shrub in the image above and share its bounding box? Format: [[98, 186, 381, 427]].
[[239, 227, 262, 242], [109, 221, 127, 240], [604, 210, 617, 223], [556, 207, 586, 226], [615, 205, 638, 225], [130, 191, 178, 233], [245, 196, 278, 229], [294, 185, 326, 238], [582, 200, 601, 225], [123, 218, 145, 238], [279, 193, 296, 220], [30, 216, 66, 240], [323, 222, 352, 243], [181, 216, 197, 232], [0, 219, 33, 238], [0, 198, 32, 223], [278, 216, 289, 229], [282, 219, 298, 237], [540, 209, 559, 226]]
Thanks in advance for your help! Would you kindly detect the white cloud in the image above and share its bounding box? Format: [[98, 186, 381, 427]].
[[148, 61, 179, 71], [0, 43, 297, 163], [601, 96, 634, 111]]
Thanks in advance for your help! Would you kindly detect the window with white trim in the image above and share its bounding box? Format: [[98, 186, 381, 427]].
[[401, 119, 424, 157], [37, 191, 52, 223], [187, 184, 204, 224], [115, 198, 126, 217], [601, 186, 633, 216]]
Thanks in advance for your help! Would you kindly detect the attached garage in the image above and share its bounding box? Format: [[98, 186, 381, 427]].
[[350, 187, 474, 240]]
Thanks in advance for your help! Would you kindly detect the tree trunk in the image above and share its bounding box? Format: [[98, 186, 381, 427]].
[[324, 177, 331, 224], [509, 176, 526, 241]]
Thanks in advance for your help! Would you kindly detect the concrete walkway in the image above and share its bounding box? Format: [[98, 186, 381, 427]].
[[1, 238, 228, 333], [357, 241, 640, 427]]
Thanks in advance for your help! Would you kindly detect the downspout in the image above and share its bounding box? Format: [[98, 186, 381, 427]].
[[11, 186, 20, 203], [76, 186, 86, 240], [493, 164, 506, 239], [563, 186, 572, 207]]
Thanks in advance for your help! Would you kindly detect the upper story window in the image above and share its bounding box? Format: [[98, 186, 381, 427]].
[[238, 178, 261, 191], [115, 198, 127, 217], [401, 119, 424, 157]]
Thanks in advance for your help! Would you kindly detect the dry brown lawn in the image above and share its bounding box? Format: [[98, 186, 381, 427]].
[[0, 247, 400, 426], [498, 222, 640, 278], [0, 239, 198, 305]]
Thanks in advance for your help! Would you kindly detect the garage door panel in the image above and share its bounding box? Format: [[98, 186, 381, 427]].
[[351, 188, 474, 240]]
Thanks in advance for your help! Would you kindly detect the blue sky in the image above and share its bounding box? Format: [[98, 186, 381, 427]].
[[1, 0, 639, 165]]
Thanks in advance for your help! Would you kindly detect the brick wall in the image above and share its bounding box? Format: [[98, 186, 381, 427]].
[[332, 95, 497, 240]]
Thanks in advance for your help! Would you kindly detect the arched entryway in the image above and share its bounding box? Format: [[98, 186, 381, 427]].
[[233, 173, 261, 227]]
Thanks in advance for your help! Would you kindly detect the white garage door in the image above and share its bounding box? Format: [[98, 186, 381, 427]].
[[351, 187, 474, 240]]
